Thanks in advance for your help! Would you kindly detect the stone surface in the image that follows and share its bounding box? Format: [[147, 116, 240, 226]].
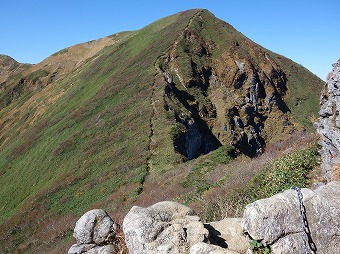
[[123, 201, 209, 254], [190, 242, 239, 254], [85, 245, 116, 254], [242, 181, 340, 254], [68, 243, 97, 254], [207, 218, 248, 253], [68, 209, 118, 254], [315, 59, 340, 181], [68, 244, 116, 254], [73, 209, 117, 244]]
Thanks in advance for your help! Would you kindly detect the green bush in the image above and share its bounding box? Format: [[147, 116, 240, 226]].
[[199, 145, 321, 219], [250, 145, 320, 198], [209, 145, 234, 164], [250, 239, 271, 254], [169, 123, 186, 141], [26, 69, 49, 83]]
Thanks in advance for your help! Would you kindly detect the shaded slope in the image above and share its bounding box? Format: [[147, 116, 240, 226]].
[[0, 9, 323, 253]]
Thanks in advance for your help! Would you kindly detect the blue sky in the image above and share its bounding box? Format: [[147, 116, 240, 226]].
[[1, 0, 339, 80]]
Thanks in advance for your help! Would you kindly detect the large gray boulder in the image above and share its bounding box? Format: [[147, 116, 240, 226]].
[[315, 59, 340, 181], [242, 181, 340, 254], [123, 201, 209, 254], [73, 209, 118, 244], [68, 209, 119, 254]]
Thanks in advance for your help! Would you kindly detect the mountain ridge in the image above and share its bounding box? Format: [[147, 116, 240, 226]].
[[0, 9, 324, 253]]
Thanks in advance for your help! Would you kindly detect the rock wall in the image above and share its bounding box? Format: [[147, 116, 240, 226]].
[[316, 59, 340, 181]]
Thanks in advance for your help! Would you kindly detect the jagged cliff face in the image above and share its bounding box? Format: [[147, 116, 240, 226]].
[[316, 59, 340, 181], [158, 11, 299, 158]]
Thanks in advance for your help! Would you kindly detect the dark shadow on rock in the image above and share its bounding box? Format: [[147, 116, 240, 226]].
[[168, 81, 222, 159], [204, 224, 228, 249]]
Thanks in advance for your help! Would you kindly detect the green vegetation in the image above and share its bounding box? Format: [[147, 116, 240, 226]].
[[0, 9, 200, 252], [26, 69, 49, 82], [248, 145, 320, 199], [270, 53, 323, 130], [198, 145, 320, 221], [250, 239, 271, 254], [182, 145, 234, 200], [170, 123, 186, 141], [51, 48, 69, 56]]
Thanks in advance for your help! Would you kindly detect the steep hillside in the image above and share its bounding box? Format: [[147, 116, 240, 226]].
[[0, 9, 323, 253]]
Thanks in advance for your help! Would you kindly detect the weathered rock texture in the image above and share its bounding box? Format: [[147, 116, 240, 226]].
[[242, 181, 340, 254], [123, 201, 209, 254], [123, 201, 249, 254], [68, 209, 119, 254], [189, 242, 239, 254], [316, 59, 340, 181], [162, 36, 296, 158], [206, 218, 249, 253]]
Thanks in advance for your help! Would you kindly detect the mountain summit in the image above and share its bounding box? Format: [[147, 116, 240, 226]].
[[0, 9, 323, 253]]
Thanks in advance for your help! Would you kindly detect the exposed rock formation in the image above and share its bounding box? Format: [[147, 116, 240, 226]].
[[70, 182, 340, 254], [122, 201, 209, 254], [160, 21, 298, 159], [68, 209, 119, 254], [316, 59, 340, 181], [242, 181, 340, 254], [122, 201, 249, 254]]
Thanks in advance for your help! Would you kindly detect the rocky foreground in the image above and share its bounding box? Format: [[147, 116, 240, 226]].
[[68, 181, 339, 254]]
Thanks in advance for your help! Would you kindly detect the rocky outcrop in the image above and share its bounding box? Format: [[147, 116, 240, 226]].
[[122, 201, 209, 254], [242, 181, 340, 254], [315, 59, 340, 181], [68, 209, 119, 254], [160, 15, 299, 159], [70, 182, 340, 254], [122, 201, 249, 254]]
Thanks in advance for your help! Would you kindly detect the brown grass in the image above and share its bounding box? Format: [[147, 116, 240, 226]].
[[331, 164, 340, 181]]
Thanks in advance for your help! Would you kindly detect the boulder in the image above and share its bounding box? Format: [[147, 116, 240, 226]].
[[242, 181, 340, 253], [73, 209, 118, 244], [123, 201, 209, 254], [68, 209, 119, 254]]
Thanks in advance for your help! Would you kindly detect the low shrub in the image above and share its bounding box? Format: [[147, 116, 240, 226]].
[[249, 145, 320, 198]]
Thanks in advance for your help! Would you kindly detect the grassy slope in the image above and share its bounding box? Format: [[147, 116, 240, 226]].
[[271, 53, 323, 129], [0, 9, 324, 253], [0, 10, 199, 252]]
